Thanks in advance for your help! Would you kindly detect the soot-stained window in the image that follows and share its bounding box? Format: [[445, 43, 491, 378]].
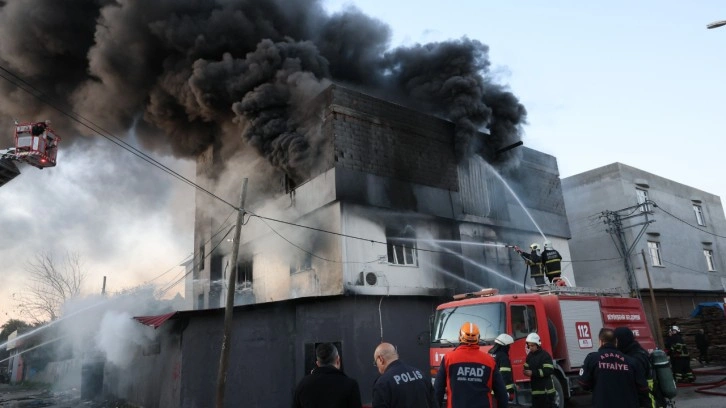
[[386, 225, 417, 266]]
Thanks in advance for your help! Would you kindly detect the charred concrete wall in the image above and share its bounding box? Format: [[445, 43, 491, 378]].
[[190, 84, 572, 308]]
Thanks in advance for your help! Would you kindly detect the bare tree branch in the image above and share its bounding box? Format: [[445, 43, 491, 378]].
[[15, 251, 87, 324]]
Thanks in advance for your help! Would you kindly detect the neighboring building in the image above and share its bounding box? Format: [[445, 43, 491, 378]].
[[562, 163, 726, 330], [167, 84, 571, 407]]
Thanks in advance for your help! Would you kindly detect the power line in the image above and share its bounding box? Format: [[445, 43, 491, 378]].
[[652, 201, 726, 239], [0, 64, 239, 212]]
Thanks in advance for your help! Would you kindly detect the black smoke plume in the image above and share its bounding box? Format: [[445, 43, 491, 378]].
[[0, 0, 526, 181]]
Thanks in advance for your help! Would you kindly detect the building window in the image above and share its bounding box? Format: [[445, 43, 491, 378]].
[[238, 258, 253, 287], [636, 188, 651, 212], [290, 253, 313, 274], [647, 241, 662, 266], [704, 249, 716, 271], [386, 226, 417, 266], [693, 205, 706, 226]]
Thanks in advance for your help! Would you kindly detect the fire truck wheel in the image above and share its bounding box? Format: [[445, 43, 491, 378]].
[[551, 375, 565, 408]]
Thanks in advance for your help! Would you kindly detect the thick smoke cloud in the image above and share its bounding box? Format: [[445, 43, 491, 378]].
[[0, 0, 526, 182]]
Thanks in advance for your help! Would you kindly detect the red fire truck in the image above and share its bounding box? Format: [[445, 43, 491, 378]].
[[429, 287, 656, 406]]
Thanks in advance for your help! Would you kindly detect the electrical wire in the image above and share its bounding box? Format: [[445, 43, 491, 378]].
[[0, 64, 239, 211], [651, 201, 726, 239]]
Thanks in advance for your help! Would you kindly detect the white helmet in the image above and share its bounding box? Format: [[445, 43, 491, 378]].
[[544, 240, 552, 249], [530, 243, 540, 251], [671, 326, 680, 333], [526, 332, 541, 345], [495, 333, 514, 346]]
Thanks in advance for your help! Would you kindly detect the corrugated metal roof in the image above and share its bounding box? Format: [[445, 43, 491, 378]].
[[133, 311, 177, 329]]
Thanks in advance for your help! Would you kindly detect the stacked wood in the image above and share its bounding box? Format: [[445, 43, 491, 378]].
[[660, 305, 726, 364]]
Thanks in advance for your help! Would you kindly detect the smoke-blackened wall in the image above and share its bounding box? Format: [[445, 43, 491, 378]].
[[0, 0, 526, 183]]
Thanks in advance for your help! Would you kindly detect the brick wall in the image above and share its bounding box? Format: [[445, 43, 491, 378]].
[[319, 85, 459, 191]]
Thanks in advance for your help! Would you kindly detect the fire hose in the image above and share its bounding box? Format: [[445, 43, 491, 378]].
[[676, 367, 726, 396]]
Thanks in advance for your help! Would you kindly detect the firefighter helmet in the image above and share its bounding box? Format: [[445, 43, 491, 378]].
[[526, 332, 541, 345], [459, 322, 480, 344], [530, 243, 540, 251], [495, 333, 514, 346], [544, 240, 552, 249]]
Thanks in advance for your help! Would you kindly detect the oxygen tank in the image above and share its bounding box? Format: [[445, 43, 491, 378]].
[[650, 349, 677, 398]]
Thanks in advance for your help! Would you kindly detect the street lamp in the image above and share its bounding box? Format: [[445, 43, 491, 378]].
[[707, 20, 726, 29]]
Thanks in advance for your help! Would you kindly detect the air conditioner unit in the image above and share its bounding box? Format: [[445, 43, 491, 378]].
[[357, 271, 387, 287]]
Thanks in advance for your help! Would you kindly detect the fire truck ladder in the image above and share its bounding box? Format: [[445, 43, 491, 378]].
[[534, 285, 628, 297]]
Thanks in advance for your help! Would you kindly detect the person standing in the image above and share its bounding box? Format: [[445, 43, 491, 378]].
[[292, 343, 362, 408], [540, 241, 563, 283], [578, 328, 648, 408], [523, 333, 556, 408], [664, 326, 695, 383], [695, 328, 710, 366], [614, 326, 659, 408], [434, 322, 508, 408], [489, 333, 516, 402], [515, 244, 545, 285], [372, 342, 437, 408]]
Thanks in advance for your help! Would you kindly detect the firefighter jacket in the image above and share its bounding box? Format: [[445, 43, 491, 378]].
[[540, 249, 562, 278], [519, 251, 543, 277], [578, 343, 649, 408], [434, 344, 508, 408], [489, 344, 515, 398], [372, 359, 437, 408], [615, 328, 656, 408], [664, 333, 689, 357], [524, 348, 556, 399]]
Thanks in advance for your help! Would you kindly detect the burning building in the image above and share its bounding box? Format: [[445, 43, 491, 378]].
[[158, 84, 572, 407]]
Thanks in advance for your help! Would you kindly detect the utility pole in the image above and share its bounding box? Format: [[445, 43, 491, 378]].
[[215, 178, 248, 408], [600, 200, 655, 297], [641, 249, 664, 348], [101, 276, 106, 295]]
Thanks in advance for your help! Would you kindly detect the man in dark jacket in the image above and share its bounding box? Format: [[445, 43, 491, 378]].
[[695, 329, 710, 366], [524, 332, 556, 408], [373, 342, 437, 408], [293, 343, 362, 408], [614, 326, 659, 408], [434, 322, 508, 408], [664, 326, 695, 383], [579, 328, 649, 408]]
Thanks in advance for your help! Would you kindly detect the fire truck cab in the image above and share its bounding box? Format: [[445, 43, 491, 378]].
[[13, 121, 60, 169], [429, 287, 655, 407]]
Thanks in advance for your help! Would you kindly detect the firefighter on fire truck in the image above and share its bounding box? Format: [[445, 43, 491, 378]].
[[513, 243, 546, 285], [540, 241, 563, 283]]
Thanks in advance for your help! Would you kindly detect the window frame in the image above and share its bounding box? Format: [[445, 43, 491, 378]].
[[704, 249, 716, 271], [693, 204, 706, 226], [636, 188, 651, 212], [386, 227, 418, 266], [647, 241, 663, 266]]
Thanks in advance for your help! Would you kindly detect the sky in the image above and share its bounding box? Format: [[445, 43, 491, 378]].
[[1, 1, 725, 327]]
